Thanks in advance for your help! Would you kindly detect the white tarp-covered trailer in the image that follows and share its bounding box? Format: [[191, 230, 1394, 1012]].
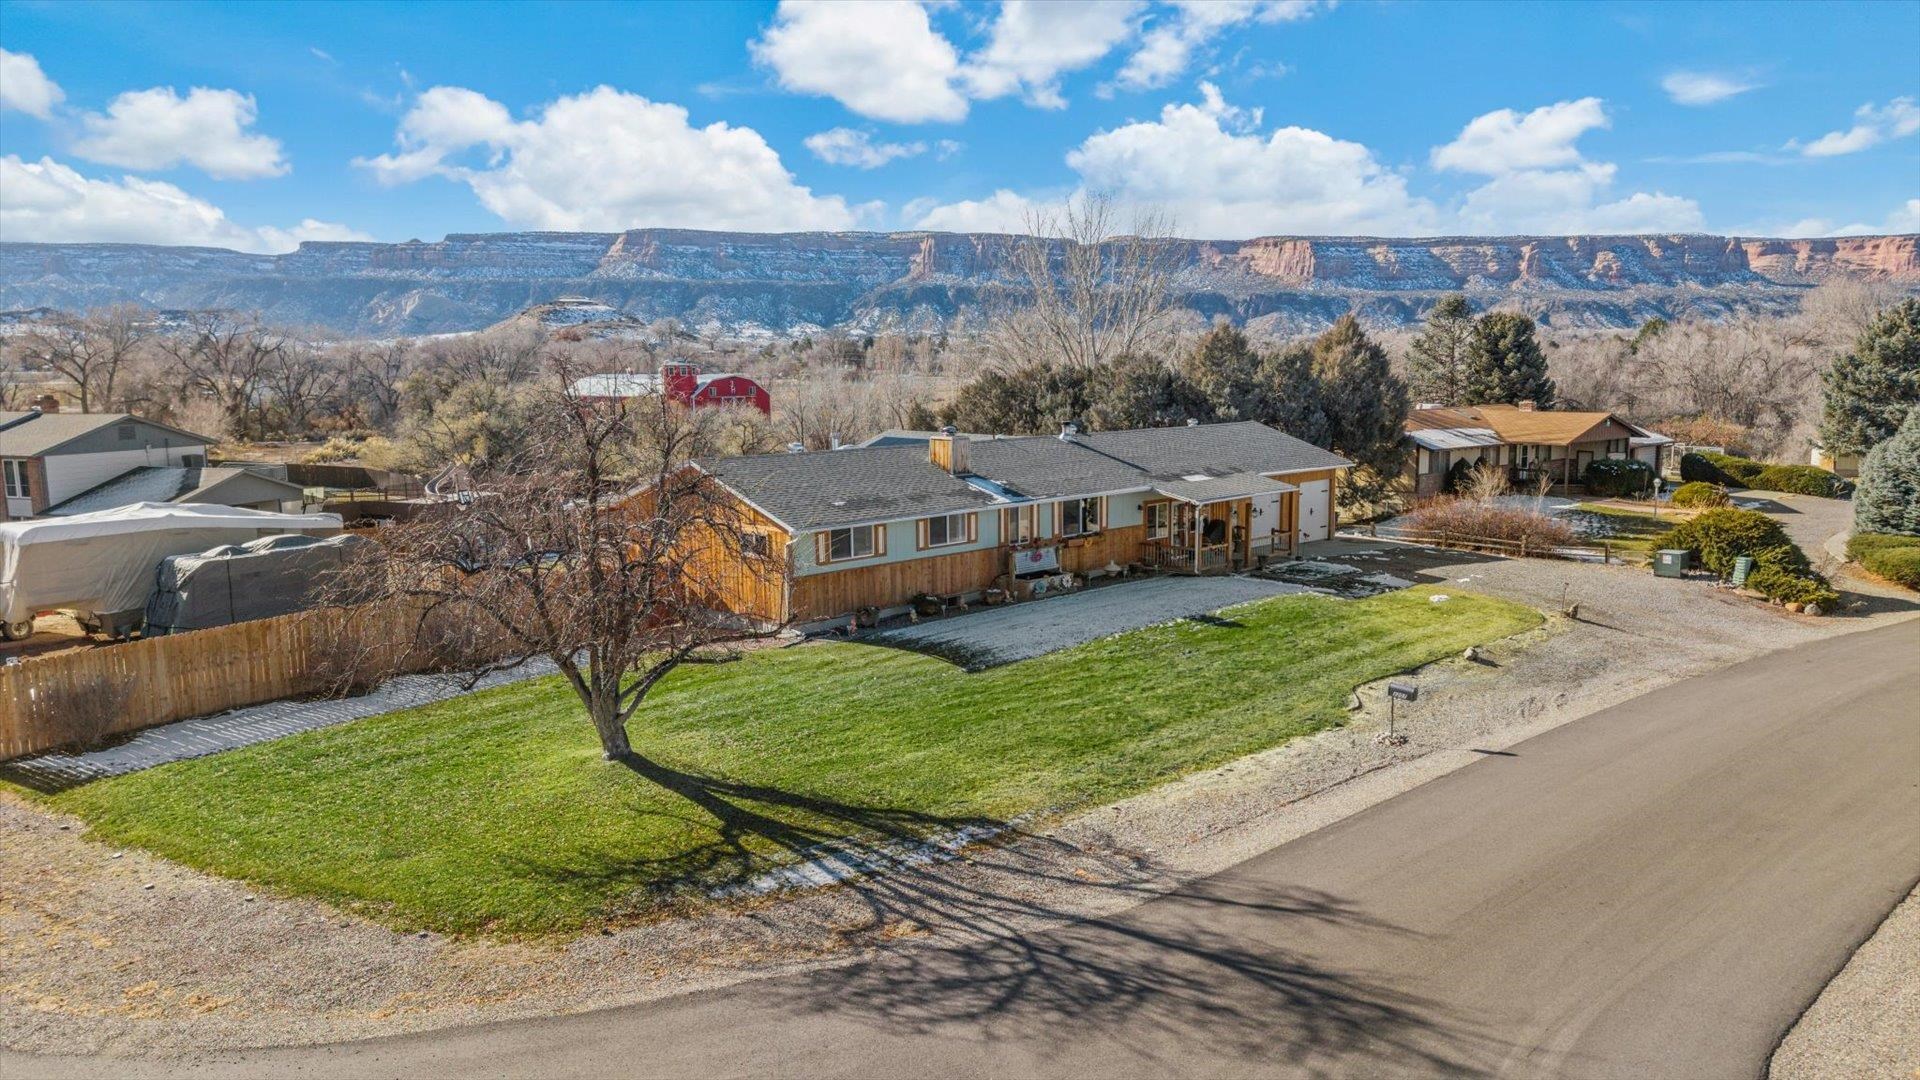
[[0, 502, 343, 637]]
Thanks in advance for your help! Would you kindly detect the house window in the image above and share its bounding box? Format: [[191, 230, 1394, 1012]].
[[2, 460, 27, 499], [1145, 501, 1172, 539], [821, 524, 882, 563], [741, 532, 771, 558], [1002, 505, 1037, 544], [920, 512, 974, 549], [1058, 496, 1102, 537]]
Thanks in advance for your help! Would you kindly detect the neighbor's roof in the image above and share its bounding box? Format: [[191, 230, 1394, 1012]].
[[0, 410, 214, 457], [570, 372, 750, 398], [696, 421, 1351, 531], [1405, 404, 1660, 448], [43, 465, 304, 517]]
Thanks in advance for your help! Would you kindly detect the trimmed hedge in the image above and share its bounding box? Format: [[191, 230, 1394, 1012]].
[[1681, 450, 1765, 486], [1848, 533, 1920, 590], [1653, 508, 1837, 610], [1669, 481, 1730, 509], [1679, 451, 1850, 498], [1751, 464, 1851, 498], [1583, 457, 1654, 497]]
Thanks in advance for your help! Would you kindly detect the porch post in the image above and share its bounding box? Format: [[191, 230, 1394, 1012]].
[[1192, 504, 1203, 573]]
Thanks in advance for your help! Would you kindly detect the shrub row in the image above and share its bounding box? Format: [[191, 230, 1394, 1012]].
[[1582, 457, 1654, 497], [1669, 481, 1730, 509], [1653, 508, 1839, 611], [1848, 533, 1920, 591], [1403, 497, 1576, 551], [1678, 451, 1851, 498]]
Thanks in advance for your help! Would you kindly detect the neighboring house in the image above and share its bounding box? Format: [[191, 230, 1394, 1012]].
[[570, 363, 771, 415], [0, 409, 214, 522], [43, 465, 308, 517], [685, 420, 1351, 626], [1404, 403, 1671, 496], [1806, 439, 1862, 478]]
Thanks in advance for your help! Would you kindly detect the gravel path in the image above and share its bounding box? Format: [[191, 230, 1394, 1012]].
[[3, 538, 1915, 1059], [860, 574, 1307, 669], [1, 661, 557, 790]]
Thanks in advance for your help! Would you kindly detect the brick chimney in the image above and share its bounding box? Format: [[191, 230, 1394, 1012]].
[[929, 425, 968, 475], [1517, 400, 1536, 412], [34, 394, 59, 413]]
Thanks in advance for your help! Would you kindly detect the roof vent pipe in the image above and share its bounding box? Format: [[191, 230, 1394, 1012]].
[[1517, 400, 1537, 412], [1185, 417, 1199, 427], [786, 441, 805, 454], [1058, 420, 1079, 441]]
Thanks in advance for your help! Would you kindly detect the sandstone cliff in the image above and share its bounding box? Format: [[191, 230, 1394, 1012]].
[[1, 230, 1912, 338]]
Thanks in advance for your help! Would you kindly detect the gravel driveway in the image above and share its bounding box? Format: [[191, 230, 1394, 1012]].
[[861, 574, 1309, 669]]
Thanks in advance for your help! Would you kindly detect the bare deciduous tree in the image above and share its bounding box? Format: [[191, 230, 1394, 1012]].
[[12, 303, 154, 412], [988, 193, 1182, 372], [332, 382, 790, 760], [158, 313, 288, 439]]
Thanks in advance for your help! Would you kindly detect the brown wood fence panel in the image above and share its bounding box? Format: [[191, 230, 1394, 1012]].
[[0, 609, 421, 761]]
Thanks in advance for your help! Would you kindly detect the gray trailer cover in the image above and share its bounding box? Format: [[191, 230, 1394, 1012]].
[[145, 533, 373, 634]]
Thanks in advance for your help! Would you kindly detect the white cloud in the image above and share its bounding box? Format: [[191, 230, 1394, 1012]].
[[914, 85, 1435, 237], [0, 155, 366, 253], [1437, 99, 1703, 234], [1888, 199, 1920, 233], [1432, 97, 1609, 174], [751, 0, 967, 123], [1661, 71, 1761, 106], [355, 85, 857, 231], [1793, 97, 1920, 157], [0, 48, 64, 119], [72, 87, 288, 179], [909, 189, 1038, 232], [961, 0, 1141, 109], [805, 127, 927, 168], [1760, 200, 1920, 238], [1114, 1, 1327, 92]]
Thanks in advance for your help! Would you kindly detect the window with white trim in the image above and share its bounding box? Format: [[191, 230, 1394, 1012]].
[[921, 512, 974, 549], [1145, 501, 1171, 539], [820, 524, 881, 563], [3, 460, 27, 499], [1058, 496, 1102, 537]]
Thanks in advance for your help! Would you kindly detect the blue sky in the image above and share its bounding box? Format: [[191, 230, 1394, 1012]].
[[1, 0, 1915, 252]]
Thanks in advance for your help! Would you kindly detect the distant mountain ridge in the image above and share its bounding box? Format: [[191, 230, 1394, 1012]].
[[1, 229, 1914, 339]]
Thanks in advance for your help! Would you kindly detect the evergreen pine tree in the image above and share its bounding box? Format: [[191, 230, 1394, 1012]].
[[942, 361, 1092, 434], [1853, 410, 1920, 536], [1464, 311, 1556, 407], [1819, 298, 1920, 458], [1087, 354, 1210, 430], [1257, 342, 1329, 447], [1405, 294, 1475, 405], [1312, 315, 1411, 508], [1180, 322, 1268, 421]]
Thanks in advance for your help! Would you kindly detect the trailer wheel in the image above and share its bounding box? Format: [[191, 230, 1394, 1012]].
[[2, 619, 32, 641]]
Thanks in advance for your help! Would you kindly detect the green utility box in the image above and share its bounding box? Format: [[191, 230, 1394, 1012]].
[[1654, 549, 1691, 578], [1731, 555, 1755, 586]]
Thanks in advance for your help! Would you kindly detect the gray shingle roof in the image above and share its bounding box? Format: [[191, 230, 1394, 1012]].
[[698, 421, 1349, 532], [1153, 472, 1299, 504], [0, 411, 214, 457]]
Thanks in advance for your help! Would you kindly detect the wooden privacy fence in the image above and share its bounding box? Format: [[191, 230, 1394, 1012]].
[[0, 606, 441, 761]]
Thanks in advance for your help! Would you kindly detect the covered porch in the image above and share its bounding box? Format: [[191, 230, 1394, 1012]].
[[1140, 473, 1299, 575]]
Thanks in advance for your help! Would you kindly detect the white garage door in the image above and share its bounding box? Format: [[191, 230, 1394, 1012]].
[[1298, 479, 1330, 543]]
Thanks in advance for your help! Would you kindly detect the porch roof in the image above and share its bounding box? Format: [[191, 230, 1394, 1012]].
[[1153, 472, 1298, 505]]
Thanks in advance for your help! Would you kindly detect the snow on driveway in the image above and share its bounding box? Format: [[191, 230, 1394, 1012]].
[[860, 575, 1311, 670]]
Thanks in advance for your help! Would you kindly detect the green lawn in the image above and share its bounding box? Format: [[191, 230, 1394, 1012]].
[[42, 586, 1539, 936]]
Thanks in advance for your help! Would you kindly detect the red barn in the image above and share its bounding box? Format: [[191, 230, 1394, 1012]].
[[568, 363, 771, 415]]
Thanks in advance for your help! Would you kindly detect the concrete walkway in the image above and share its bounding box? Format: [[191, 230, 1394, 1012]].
[[1, 660, 556, 790], [861, 574, 1309, 669]]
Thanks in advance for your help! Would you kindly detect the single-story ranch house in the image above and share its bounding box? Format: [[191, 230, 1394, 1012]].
[[1403, 402, 1671, 497], [686, 421, 1351, 627], [1, 409, 214, 521]]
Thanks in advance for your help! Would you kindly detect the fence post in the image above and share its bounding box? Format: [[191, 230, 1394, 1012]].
[[1520, 536, 1529, 559]]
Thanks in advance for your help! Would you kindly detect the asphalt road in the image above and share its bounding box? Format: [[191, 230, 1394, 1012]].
[[11, 619, 1919, 1080]]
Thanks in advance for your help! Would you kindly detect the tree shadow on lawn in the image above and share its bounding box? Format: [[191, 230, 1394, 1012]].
[[544, 757, 1512, 1074]]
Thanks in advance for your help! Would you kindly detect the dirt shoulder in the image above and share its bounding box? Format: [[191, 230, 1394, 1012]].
[[1771, 885, 1920, 1080], [3, 546, 1915, 1058]]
